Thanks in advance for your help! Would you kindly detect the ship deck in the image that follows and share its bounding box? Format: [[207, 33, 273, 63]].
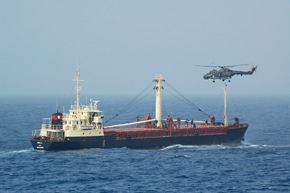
[[104, 123, 248, 139]]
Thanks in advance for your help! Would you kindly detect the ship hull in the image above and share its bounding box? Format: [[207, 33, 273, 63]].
[[104, 127, 247, 149], [31, 127, 247, 151], [31, 136, 105, 151]]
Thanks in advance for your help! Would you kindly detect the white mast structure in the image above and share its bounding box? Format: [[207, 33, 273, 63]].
[[104, 74, 165, 129], [74, 68, 83, 112], [223, 82, 228, 126], [154, 74, 164, 127]]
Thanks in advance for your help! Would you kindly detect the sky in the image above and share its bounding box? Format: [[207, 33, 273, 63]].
[[0, 0, 290, 96]]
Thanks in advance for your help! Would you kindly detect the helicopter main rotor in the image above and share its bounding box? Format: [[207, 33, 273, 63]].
[[196, 64, 250, 68]]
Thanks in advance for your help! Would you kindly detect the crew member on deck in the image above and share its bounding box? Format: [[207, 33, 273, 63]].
[[234, 117, 239, 125], [166, 115, 173, 129], [136, 116, 141, 128], [177, 117, 181, 129], [210, 116, 216, 125], [185, 119, 189, 126]]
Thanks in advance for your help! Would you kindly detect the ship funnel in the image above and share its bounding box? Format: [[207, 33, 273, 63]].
[[154, 74, 164, 127]]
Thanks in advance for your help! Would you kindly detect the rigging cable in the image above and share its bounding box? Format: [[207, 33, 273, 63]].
[[105, 81, 153, 124], [164, 81, 210, 117]]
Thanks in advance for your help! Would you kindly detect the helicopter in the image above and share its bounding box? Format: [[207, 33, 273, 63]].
[[198, 64, 257, 82]]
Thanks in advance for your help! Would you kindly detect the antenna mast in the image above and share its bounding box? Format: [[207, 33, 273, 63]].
[[74, 68, 83, 112], [224, 82, 228, 126]]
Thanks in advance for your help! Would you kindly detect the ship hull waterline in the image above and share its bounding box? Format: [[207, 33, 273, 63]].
[[31, 127, 247, 151]]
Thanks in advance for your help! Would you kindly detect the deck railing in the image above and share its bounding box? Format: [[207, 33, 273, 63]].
[[70, 104, 99, 111], [41, 124, 63, 130], [32, 130, 40, 136]]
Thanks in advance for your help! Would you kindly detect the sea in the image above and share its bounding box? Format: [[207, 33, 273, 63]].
[[0, 94, 289, 193]]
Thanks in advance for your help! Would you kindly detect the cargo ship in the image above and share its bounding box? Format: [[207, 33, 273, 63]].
[[31, 69, 248, 150]]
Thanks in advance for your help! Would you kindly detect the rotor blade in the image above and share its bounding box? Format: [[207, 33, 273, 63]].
[[197, 63, 250, 68], [196, 65, 218, 68], [223, 64, 250, 68]]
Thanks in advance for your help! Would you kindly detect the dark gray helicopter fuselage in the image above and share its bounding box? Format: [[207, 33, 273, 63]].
[[203, 66, 257, 82]]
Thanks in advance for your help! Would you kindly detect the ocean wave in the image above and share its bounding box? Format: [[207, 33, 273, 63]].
[[161, 143, 290, 151], [11, 149, 36, 154], [161, 144, 194, 150], [161, 144, 230, 151], [0, 148, 40, 157], [239, 143, 290, 149]]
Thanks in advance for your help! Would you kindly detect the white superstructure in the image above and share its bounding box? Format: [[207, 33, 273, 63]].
[[33, 68, 104, 141]]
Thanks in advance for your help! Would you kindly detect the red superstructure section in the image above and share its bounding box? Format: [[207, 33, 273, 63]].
[[51, 112, 63, 129], [51, 112, 63, 121]]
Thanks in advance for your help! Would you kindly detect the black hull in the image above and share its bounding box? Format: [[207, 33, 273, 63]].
[[31, 136, 105, 151], [104, 127, 246, 149], [31, 127, 247, 151]]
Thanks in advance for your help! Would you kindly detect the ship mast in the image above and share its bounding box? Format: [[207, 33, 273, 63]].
[[74, 68, 83, 112], [154, 75, 164, 127], [224, 82, 228, 126]]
